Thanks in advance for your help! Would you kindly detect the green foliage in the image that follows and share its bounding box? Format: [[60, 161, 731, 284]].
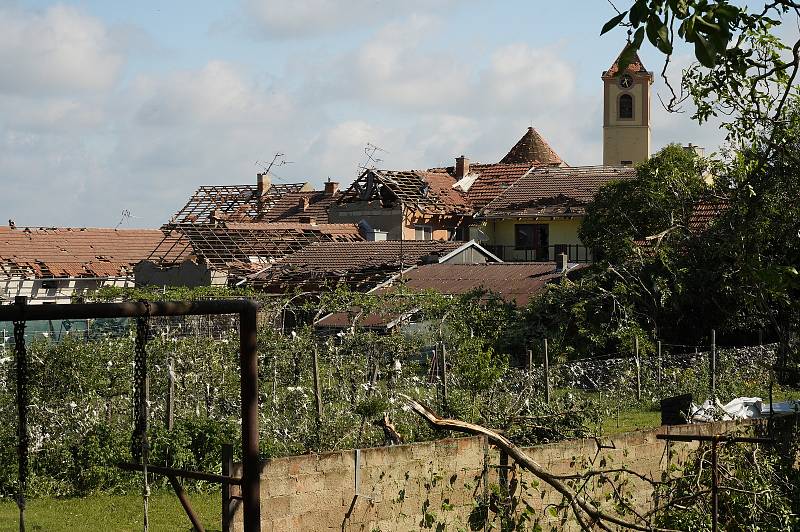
[[656, 439, 799, 530], [602, 0, 797, 144], [580, 144, 709, 264]]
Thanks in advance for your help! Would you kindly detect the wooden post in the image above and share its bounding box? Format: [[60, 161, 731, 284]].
[[527, 349, 533, 371], [166, 357, 175, 431], [635, 335, 641, 401], [312, 347, 323, 425], [222, 443, 233, 532], [657, 340, 662, 389], [440, 343, 449, 414], [710, 330, 716, 399], [543, 339, 550, 404], [758, 328, 763, 346]]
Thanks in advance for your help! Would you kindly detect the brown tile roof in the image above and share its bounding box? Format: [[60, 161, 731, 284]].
[[337, 169, 472, 214], [315, 261, 587, 329], [688, 199, 728, 233], [145, 223, 363, 275], [169, 183, 307, 224], [390, 262, 587, 306], [499, 127, 564, 166], [250, 240, 463, 292], [480, 165, 636, 218], [261, 190, 339, 224], [461, 163, 536, 208], [0, 227, 164, 278], [603, 50, 651, 78]]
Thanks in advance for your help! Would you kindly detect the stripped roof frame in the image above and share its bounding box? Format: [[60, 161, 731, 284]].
[[168, 183, 308, 225], [145, 222, 364, 277], [336, 169, 472, 215]]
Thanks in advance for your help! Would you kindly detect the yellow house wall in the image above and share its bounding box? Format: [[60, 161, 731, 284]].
[[473, 218, 584, 261]]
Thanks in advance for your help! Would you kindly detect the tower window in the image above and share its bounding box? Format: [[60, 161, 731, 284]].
[[619, 94, 633, 119]]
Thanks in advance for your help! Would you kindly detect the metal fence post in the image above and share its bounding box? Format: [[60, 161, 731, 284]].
[[222, 443, 233, 532]]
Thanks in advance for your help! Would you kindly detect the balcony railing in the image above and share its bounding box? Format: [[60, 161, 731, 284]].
[[485, 244, 594, 263]]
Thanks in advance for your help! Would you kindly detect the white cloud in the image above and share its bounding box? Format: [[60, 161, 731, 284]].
[[241, 0, 463, 40], [0, 4, 124, 95]]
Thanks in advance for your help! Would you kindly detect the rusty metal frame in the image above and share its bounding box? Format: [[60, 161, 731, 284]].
[[1, 298, 262, 532]]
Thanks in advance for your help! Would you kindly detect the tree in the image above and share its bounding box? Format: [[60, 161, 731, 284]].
[[602, 0, 800, 148], [579, 144, 709, 265]]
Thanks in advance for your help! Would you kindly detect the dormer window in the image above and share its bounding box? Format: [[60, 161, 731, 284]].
[[619, 94, 633, 119]]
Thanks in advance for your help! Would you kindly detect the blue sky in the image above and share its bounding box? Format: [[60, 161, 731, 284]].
[[1, 1, 729, 228]]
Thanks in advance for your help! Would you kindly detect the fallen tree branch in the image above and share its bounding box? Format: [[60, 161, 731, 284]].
[[401, 394, 679, 532]]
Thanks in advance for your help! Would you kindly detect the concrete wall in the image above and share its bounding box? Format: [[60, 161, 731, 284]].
[[232, 420, 759, 531], [1, 276, 133, 304], [134, 260, 228, 287]]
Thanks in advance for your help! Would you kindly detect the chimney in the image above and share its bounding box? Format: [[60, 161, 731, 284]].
[[324, 179, 340, 196], [455, 155, 470, 179], [257, 173, 271, 196], [298, 197, 310, 211], [557, 253, 569, 273]]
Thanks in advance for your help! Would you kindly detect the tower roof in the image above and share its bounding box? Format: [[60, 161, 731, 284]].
[[603, 48, 652, 78], [499, 127, 563, 166]]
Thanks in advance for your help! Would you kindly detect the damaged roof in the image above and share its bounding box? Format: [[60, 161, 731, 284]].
[[261, 190, 339, 224], [145, 222, 363, 276], [391, 262, 586, 306], [168, 183, 308, 224], [249, 240, 464, 292], [0, 227, 164, 278], [480, 165, 636, 218], [336, 169, 472, 214]]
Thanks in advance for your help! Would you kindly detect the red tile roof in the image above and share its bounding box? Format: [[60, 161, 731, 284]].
[[499, 127, 564, 166], [261, 190, 339, 224], [688, 199, 728, 233], [0, 227, 165, 278], [480, 165, 636, 218], [603, 50, 651, 78], [461, 163, 536, 208]]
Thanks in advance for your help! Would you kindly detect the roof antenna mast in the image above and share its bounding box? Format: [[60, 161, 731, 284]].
[[255, 152, 294, 181]]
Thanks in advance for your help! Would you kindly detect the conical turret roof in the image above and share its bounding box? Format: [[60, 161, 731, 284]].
[[499, 127, 563, 166]]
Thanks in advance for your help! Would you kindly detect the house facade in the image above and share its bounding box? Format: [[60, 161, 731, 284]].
[[475, 166, 636, 262]]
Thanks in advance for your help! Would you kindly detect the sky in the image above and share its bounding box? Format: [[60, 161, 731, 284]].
[[1, 0, 731, 228]]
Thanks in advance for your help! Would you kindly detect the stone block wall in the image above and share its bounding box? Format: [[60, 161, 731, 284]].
[[231, 419, 760, 531]]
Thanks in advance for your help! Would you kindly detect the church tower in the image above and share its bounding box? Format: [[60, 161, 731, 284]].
[[602, 49, 653, 166]]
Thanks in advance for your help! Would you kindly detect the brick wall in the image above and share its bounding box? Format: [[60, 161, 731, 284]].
[[231, 419, 760, 531]]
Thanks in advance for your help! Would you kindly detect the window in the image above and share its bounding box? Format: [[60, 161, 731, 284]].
[[619, 94, 633, 119], [414, 225, 432, 240], [515, 224, 549, 259]]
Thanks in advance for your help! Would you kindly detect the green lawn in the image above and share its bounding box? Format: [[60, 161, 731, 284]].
[[0, 492, 221, 532]]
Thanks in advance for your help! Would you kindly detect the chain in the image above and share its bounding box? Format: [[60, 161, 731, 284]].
[[132, 303, 151, 532], [132, 313, 150, 463], [13, 319, 28, 527]]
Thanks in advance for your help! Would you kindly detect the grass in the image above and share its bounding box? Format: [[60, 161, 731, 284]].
[[0, 491, 221, 532]]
